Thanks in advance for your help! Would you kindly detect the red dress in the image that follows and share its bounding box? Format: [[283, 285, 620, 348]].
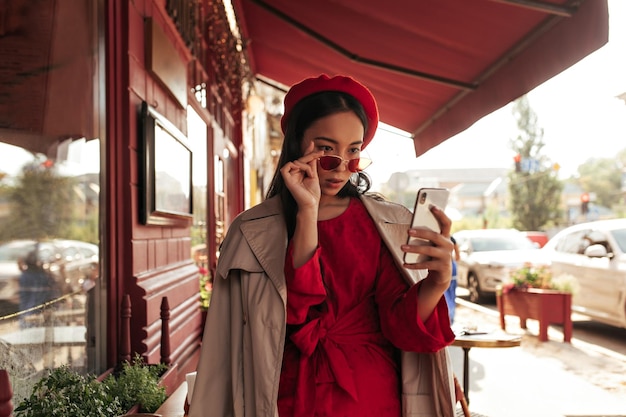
[[278, 198, 454, 417]]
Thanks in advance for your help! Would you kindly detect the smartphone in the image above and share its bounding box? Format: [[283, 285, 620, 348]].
[[403, 187, 450, 264]]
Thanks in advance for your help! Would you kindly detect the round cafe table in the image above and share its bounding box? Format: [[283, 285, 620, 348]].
[[452, 332, 522, 404]]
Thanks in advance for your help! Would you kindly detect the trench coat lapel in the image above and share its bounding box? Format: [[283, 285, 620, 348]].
[[216, 196, 288, 302], [239, 214, 288, 300]]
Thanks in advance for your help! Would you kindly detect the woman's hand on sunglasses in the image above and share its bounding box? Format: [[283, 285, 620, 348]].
[[280, 144, 324, 210]]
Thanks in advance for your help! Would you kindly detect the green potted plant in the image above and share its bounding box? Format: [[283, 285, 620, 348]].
[[504, 264, 578, 293], [103, 354, 168, 414], [14, 355, 168, 417], [14, 366, 124, 417], [199, 266, 212, 311], [199, 266, 213, 329]]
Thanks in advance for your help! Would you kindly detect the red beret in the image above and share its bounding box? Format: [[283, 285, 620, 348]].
[[281, 74, 379, 149]]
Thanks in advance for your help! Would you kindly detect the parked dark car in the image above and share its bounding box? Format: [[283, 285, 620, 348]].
[[0, 239, 98, 306], [540, 219, 626, 329], [455, 229, 544, 303]]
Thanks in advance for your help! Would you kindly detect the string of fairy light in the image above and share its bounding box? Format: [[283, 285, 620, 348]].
[[206, 0, 254, 111], [165, 0, 257, 113]]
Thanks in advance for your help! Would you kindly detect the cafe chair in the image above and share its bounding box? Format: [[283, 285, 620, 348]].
[[454, 375, 489, 417]]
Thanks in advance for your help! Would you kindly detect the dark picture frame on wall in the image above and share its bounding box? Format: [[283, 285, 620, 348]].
[[140, 101, 193, 226]]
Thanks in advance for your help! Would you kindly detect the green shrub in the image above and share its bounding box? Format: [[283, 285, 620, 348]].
[[103, 354, 168, 413], [14, 366, 124, 417], [15, 354, 168, 417]]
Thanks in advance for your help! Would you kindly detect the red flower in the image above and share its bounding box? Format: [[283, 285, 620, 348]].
[[501, 283, 516, 294]]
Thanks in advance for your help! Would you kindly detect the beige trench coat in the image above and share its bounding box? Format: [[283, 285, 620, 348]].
[[188, 195, 455, 417]]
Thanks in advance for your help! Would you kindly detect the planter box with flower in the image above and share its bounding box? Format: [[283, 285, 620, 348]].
[[199, 267, 212, 328], [497, 264, 578, 343]]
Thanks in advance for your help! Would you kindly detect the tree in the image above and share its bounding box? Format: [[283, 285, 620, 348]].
[[576, 157, 622, 209], [508, 96, 563, 230], [0, 159, 75, 241]]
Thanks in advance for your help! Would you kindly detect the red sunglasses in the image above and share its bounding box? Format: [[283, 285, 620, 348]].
[[317, 155, 371, 172]]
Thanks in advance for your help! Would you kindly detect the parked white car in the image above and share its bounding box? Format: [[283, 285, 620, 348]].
[[541, 218, 626, 329], [454, 228, 544, 303]]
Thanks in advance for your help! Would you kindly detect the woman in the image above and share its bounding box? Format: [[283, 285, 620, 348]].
[[189, 74, 456, 417]]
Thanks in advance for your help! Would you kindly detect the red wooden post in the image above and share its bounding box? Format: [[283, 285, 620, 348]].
[[538, 311, 549, 342], [497, 292, 528, 330], [160, 296, 171, 366], [120, 294, 132, 363], [562, 294, 572, 343], [0, 369, 13, 417]]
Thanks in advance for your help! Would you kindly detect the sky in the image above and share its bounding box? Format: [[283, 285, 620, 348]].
[[366, 0, 626, 190]]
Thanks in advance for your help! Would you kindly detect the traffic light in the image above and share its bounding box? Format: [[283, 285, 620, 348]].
[[513, 154, 521, 173]]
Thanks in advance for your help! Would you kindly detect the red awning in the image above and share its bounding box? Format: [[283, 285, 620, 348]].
[[232, 0, 608, 156]]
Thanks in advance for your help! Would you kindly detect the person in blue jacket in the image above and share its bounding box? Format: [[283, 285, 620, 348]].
[[444, 236, 460, 324]]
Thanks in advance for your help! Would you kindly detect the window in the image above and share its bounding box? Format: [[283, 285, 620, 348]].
[[554, 230, 589, 254], [188, 106, 209, 270], [0, 0, 104, 404]]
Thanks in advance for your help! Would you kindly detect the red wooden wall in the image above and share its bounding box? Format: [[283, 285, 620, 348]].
[[104, 0, 244, 392]]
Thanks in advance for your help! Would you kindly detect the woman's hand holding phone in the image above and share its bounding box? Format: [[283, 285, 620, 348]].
[[402, 200, 454, 321], [402, 188, 453, 287]]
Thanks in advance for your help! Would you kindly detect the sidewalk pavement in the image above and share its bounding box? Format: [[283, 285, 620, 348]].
[[448, 298, 626, 417]]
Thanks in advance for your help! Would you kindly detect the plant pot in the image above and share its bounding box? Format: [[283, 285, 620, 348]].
[[496, 288, 572, 342]]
